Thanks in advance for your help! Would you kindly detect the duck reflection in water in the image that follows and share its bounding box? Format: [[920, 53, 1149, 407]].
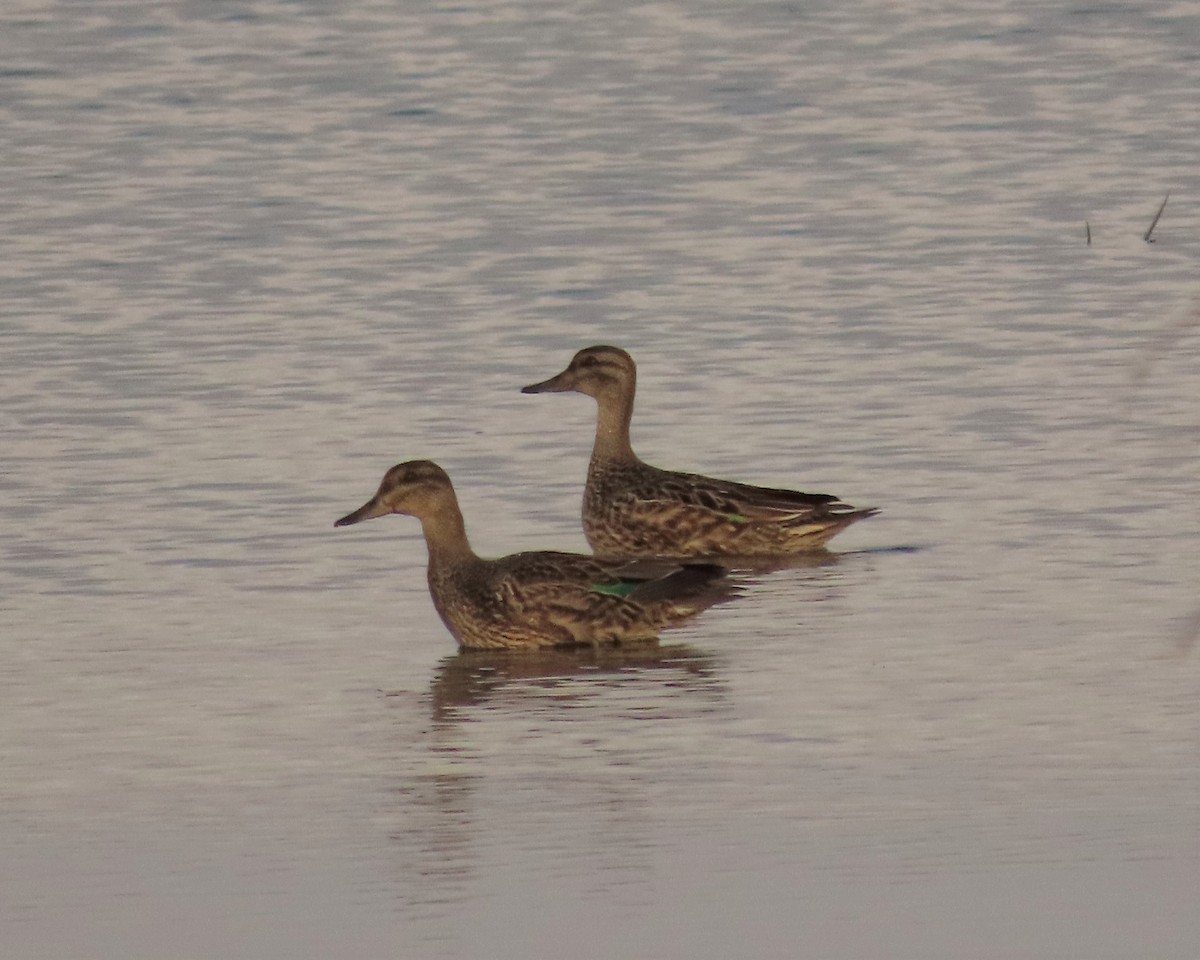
[[425, 642, 724, 724], [381, 642, 727, 908]]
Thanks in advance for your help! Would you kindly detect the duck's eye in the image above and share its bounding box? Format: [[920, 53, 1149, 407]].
[[577, 355, 598, 369]]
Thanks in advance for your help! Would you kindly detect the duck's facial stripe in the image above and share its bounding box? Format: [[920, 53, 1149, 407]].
[[574, 351, 631, 376]]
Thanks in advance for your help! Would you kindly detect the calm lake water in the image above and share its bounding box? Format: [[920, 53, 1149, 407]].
[[2, 1, 1198, 957]]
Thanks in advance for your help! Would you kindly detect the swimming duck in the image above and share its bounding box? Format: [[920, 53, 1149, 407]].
[[522, 346, 877, 559], [334, 460, 734, 650]]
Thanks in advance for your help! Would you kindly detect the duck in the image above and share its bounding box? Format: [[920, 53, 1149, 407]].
[[334, 460, 734, 650], [521, 345, 877, 559]]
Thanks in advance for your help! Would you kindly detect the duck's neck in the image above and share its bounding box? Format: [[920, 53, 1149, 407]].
[[418, 500, 476, 567], [591, 386, 637, 464]]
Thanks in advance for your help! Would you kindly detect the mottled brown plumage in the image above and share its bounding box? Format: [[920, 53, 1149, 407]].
[[334, 460, 734, 650], [522, 346, 877, 559]]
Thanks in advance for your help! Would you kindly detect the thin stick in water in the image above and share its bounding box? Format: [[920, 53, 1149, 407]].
[[1143, 192, 1169, 243]]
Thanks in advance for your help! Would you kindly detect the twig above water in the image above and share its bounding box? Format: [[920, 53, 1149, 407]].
[[1143, 192, 1169, 243]]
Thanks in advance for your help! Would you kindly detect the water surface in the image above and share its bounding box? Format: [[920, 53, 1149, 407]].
[[2, 1, 1198, 957]]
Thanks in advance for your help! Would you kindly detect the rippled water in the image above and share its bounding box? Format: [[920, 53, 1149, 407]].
[[2, 2, 1198, 957]]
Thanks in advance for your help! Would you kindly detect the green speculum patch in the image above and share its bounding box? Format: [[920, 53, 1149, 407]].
[[591, 580, 640, 598]]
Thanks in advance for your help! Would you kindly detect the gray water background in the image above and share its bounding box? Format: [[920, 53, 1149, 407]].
[[2, 1, 1198, 957]]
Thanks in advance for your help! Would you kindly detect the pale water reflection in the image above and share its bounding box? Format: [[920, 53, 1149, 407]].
[[387, 643, 728, 917], [2, 0, 1198, 957], [424, 643, 723, 722]]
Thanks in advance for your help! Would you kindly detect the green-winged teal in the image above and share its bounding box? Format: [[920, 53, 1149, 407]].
[[335, 460, 734, 650], [522, 345, 877, 559]]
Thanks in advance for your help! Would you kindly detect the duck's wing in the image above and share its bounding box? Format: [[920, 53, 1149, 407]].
[[487, 552, 649, 640], [488, 553, 730, 641], [630, 467, 849, 525]]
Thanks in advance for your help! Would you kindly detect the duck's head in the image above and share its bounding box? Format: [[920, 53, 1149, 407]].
[[335, 460, 456, 527], [521, 345, 636, 401]]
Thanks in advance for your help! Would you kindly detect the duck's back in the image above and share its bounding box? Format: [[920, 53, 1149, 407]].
[[583, 457, 872, 559]]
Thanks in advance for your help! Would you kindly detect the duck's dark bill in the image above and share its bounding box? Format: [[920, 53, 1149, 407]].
[[520, 372, 570, 394], [335, 498, 384, 527]]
